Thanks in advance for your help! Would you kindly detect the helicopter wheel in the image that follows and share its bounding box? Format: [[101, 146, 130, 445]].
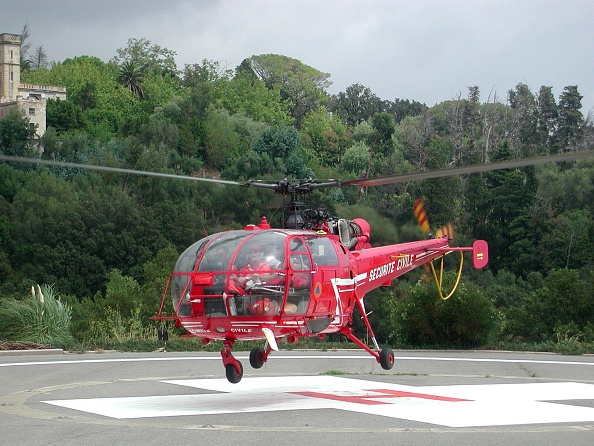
[[379, 348, 395, 370], [225, 361, 244, 384], [249, 347, 266, 369]]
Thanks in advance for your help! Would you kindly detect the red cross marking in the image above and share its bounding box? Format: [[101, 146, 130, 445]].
[[290, 389, 471, 405]]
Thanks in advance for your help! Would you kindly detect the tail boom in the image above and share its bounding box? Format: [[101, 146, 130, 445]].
[[352, 238, 488, 297]]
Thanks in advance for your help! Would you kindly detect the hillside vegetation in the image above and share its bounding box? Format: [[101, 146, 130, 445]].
[[1, 38, 593, 353]]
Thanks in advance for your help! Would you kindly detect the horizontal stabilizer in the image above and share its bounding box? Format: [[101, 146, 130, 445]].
[[472, 240, 489, 269]]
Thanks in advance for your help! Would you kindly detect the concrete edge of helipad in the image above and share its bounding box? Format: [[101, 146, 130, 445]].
[[0, 348, 64, 356]]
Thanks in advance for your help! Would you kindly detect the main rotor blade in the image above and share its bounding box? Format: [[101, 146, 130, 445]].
[[0, 155, 345, 194], [3, 150, 593, 193], [0, 155, 244, 187], [340, 150, 594, 188]]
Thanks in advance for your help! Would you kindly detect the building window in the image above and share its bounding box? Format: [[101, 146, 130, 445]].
[[29, 108, 35, 116]]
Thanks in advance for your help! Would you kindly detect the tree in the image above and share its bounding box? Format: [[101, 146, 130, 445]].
[[418, 138, 460, 226], [45, 98, 83, 135], [139, 69, 185, 114], [112, 37, 178, 76], [394, 277, 497, 347], [556, 85, 583, 151], [214, 62, 293, 125], [370, 112, 396, 153], [465, 142, 537, 273], [30, 45, 48, 70], [138, 116, 180, 151], [248, 54, 331, 121], [180, 60, 223, 120], [0, 111, 34, 156], [383, 98, 427, 123], [329, 83, 382, 126], [394, 114, 432, 168], [117, 60, 145, 99], [223, 150, 283, 182], [74, 82, 97, 111], [536, 86, 558, 153], [299, 106, 350, 166], [462, 86, 483, 162], [202, 108, 241, 169], [537, 210, 593, 271], [19, 23, 31, 72], [339, 141, 370, 174], [22, 56, 143, 137], [508, 83, 538, 156], [253, 125, 299, 160], [504, 269, 593, 342]]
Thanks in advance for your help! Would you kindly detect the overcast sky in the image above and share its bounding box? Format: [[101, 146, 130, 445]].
[[3, 0, 594, 114]]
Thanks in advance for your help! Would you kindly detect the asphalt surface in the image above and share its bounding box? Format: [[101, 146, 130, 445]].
[[1, 349, 593, 446]]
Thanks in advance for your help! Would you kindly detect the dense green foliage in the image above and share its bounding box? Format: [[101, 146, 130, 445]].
[[1, 38, 594, 352]]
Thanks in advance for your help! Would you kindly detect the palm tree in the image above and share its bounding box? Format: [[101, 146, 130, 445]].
[[20, 58, 31, 73], [117, 61, 145, 99]]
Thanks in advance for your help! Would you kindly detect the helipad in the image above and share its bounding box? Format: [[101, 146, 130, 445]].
[[44, 376, 594, 427]]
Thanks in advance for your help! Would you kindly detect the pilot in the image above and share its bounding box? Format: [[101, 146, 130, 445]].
[[264, 245, 285, 269], [214, 246, 230, 269], [231, 245, 283, 291]]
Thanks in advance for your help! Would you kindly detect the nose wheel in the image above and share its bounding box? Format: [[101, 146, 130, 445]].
[[225, 361, 243, 383], [221, 342, 274, 383], [221, 340, 244, 383]]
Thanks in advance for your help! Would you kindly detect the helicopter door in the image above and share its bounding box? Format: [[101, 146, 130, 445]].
[[286, 237, 330, 333], [286, 237, 313, 314]]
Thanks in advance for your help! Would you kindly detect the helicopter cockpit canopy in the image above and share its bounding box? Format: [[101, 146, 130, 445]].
[[169, 229, 338, 318], [183, 230, 289, 273]]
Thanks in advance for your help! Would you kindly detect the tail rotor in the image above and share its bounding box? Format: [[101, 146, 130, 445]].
[[413, 198, 454, 241], [435, 222, 455, 240], [413, 198, 460, 294], [413, 197, 431, 235]]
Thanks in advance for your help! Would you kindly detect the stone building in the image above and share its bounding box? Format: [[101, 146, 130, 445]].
[[0, 32, 66, 139]]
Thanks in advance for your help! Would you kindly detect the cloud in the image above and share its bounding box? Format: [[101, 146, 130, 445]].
[[2, 0, 593, 112]]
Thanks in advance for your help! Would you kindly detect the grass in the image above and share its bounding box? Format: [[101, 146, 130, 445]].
[[0, 285, 74, 346], [321, 369, 350, 375]]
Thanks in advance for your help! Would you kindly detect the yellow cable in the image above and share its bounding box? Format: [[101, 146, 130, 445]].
[[429, 251, 464, 300]]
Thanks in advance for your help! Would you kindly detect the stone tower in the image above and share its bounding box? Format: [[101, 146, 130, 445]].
[[0, 32, 65, 140], [0, 33, 21, 102]]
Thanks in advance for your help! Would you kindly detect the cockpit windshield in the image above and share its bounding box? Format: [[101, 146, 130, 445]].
[[170, 230, 321, 319], [229, 232, 286, 272], [197, 233, 246, 272], [174, 236, 212, 273]]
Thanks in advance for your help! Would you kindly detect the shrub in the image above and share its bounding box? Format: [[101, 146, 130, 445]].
[[394, 275, 498, 347], [502, 268, 593, 342], [0, 284, 74, 346]]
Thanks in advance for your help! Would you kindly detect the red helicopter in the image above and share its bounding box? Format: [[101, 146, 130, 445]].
[[1, 151, 592, 383], [154, 204, 487, 383], [148, 151, 593, 383]]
